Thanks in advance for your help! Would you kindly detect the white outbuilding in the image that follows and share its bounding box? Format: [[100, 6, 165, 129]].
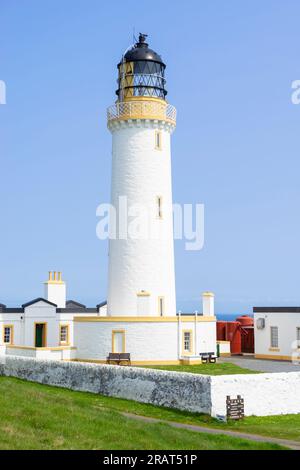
[[254, 307, 300, 361]]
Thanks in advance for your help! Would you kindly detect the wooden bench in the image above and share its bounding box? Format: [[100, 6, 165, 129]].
[[119, 353, 131, 366], [106, 353, 131, 366], [106, 353, 120, 364], [200, 352, 217, 364]]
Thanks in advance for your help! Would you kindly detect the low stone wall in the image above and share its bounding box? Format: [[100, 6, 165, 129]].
[[211, 372, 300, 417], [5, 346, 77, 361], [0, 356, 212, 414], [1, 356, 300, 417]]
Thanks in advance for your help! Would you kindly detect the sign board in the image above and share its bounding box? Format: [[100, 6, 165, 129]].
[[226, 395, 244, 420]]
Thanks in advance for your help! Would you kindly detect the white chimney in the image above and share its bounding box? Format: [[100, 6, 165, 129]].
[[202, 292, 215, 317], [44, 271, 66, 308]]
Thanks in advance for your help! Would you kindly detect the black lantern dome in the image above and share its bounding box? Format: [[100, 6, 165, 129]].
[[116, 34, 167, 101]]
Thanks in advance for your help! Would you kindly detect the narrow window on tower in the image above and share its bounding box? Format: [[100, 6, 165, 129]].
[[155, 130, 162, 150], [158, 296, 165, 316], [157, 196, 163, 219]]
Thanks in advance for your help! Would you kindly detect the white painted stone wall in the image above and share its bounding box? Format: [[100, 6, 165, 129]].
[[74, 318, 217, 363], [5, 347, 37, 358], [210, 372, 300, 417], [5, 347, 77, 361], [0, 356, 212, 414], [254, 311, 300, 359], [107, 120, 176, 317], [1, 356, 300, 417]]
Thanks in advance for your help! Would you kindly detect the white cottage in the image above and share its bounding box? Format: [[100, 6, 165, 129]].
[[0, 272, 216, 365]]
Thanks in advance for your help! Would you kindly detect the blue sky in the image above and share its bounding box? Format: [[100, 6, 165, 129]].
[[1, 0, 300, 313]]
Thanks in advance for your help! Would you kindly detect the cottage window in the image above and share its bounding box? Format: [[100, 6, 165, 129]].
[[183, 331, 192, 353], [270, 326, 279, 348], [3, 326, 13, 344], [60, 325, 69, 344]]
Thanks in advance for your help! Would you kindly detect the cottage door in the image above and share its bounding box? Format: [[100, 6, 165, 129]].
[[35, 324, 45, 347], [113, 331, 124, 353]]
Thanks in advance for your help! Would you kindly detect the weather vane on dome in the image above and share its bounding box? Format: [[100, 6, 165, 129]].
[[138, 33, 148, 43]]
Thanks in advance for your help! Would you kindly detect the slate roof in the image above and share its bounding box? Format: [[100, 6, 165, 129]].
[[66, 300, 86, 309], [253, 307, 300, 313], [0, 298, 96, 313], [22, 298, 57, 308]]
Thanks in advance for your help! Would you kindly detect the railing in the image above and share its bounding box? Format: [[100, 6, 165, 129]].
[[107, 100, 177, 125]]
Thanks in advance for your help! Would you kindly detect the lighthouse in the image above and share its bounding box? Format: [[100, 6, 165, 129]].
[[107, 34, 177, 317], [0, 34, 217, 365]]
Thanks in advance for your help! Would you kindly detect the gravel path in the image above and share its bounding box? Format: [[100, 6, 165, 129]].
[[122, 412, 299, 450], [220, 355, 300, 373]]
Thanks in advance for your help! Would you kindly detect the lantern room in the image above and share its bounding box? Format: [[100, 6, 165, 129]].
[[116, 33, 167, 101]]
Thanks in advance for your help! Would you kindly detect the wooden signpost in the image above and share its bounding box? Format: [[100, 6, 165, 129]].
[[226, 395, 245, 420]]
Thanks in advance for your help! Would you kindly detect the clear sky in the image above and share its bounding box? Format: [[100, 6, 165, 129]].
[[1, 0, 300, 313]]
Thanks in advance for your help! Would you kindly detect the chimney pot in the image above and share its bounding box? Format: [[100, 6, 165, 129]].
[[44, 271, 66, 307], [202, 291, 215, 317]]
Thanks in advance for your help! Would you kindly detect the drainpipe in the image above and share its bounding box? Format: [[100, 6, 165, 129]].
[[194, 310, 198, 357], [178, 310, 182, 360]]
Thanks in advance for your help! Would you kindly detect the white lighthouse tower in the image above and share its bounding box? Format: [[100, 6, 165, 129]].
[[0, 35, 217, 366], [107, 34, 177, 317]]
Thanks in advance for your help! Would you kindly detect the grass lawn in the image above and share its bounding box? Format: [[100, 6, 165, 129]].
[[125, 399, 300, 443], [216, 414, 300, 442], [140, 362, 258, 375], [134, 364, 300, 442], [0, 377, 284, 450]]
